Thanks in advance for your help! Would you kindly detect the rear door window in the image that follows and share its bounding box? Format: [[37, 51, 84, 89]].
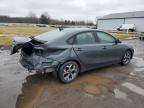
[[35, 30, 67, 42], [75, 32, 96, 45]]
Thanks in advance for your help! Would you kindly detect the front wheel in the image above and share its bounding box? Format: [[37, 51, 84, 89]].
[[58, 61, 79, 83], [120, 50, 132, 65]]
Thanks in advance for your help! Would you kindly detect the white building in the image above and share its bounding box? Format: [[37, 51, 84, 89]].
[[97, 11, 144, 32]]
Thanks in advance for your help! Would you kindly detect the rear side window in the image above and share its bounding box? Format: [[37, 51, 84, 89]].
[[75, 32, 96, 45], [96, 32, 115, 43], [35, 30, 67, 42]]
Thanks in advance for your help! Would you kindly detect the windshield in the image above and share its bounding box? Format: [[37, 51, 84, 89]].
[[35, 29, 67, 42]]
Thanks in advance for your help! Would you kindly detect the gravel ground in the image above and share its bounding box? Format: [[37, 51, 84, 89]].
[[0, 39, 144, 108]]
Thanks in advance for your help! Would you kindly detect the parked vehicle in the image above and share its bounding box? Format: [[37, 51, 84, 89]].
[[139, 32, 144, 41], [117, 24, 136, 32], [36, 24, 47, 27], [11, 28, 134, 83]]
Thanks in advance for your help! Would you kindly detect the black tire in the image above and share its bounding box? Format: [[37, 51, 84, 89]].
[[129, 29, 134, 32], [58, 61, 79, 83], [120, 50, 132, 65]]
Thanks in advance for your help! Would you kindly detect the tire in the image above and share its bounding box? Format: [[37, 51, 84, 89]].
[[58, 61, 79, 83], [129, 29, 134, 32], [120, 50, 132, 65]]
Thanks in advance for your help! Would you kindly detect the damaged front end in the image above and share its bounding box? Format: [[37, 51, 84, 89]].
[[11, 37, 59, 73]]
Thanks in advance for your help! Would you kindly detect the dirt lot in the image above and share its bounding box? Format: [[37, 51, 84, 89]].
[[0, 39, 144, 108]]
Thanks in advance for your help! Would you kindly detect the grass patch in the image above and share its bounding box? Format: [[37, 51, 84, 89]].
[[0, 25, 50, 36], [0, 24, 54, 47], [110, 32, 137, 39], [0, 36, 13, 47]]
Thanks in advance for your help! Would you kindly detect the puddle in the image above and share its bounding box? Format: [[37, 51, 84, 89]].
[[133, 57, 144, 68], [129, 56, 144, 78], [15, 73, 118, 108], [81, 75, 117, 95], [16, 74, 48, 108], [135, 68, 144, 72], [114, 88, 127, 100], [130, 68, 144, 78], [0, 50, 27, 108], [84, 85, 102, 95]]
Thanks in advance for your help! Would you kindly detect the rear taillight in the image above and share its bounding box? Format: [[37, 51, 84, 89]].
[[34, 46, 45, 56]]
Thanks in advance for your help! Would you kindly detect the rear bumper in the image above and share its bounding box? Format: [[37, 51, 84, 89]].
[[20, 52, 59, 72]]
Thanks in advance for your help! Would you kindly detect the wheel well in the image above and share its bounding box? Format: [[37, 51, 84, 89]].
[[71, 60, 81, 71], [65, 60, 81, 71], [54, 59, 81, 78], [58, 59, 81, 72], [127, 49, 133, 59]]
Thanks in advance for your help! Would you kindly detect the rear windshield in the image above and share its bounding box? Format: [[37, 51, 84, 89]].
[[35, 29, 67, 42]]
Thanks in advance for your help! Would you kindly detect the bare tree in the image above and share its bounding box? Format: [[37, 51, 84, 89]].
[[27, 11, 39, 23], [40, 12, 51, 24], [28, 11, 37, 18]]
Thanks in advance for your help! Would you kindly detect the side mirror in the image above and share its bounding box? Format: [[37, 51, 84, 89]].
[[115, 39, 122, 44]]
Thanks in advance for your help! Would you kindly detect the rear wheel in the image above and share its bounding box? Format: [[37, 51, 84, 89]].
[[120, 50, 132, 65], [58, 61, 79, 83]]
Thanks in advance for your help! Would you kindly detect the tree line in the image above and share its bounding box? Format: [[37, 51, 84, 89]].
[[0, 12, 94, 26]]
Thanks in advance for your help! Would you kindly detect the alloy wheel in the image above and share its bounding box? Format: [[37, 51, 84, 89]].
[[63, 63, 78, 82], [122, 51, 131, 65]]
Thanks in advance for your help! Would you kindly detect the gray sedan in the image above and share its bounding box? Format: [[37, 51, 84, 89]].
[[11, 28, 134, 83]]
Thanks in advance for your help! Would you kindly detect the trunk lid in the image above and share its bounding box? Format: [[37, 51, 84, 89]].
[[11, 37, 45, 55]]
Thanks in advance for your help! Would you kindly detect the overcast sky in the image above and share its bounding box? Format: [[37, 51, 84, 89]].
[[0, 0, 144, 21]]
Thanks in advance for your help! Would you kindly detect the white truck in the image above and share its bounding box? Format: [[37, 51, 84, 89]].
[[117, 24, 136, 32]]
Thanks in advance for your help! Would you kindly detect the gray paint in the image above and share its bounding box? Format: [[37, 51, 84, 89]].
[[11, 28, 134, 73]]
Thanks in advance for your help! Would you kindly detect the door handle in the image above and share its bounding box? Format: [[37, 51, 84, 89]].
[[102, 46, 107, 49]]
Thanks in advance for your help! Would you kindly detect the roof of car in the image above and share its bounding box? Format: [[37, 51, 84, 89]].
[[39, 28, 109, 45], [55, 28, 106, 41], [59, 28, 99, 33]]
